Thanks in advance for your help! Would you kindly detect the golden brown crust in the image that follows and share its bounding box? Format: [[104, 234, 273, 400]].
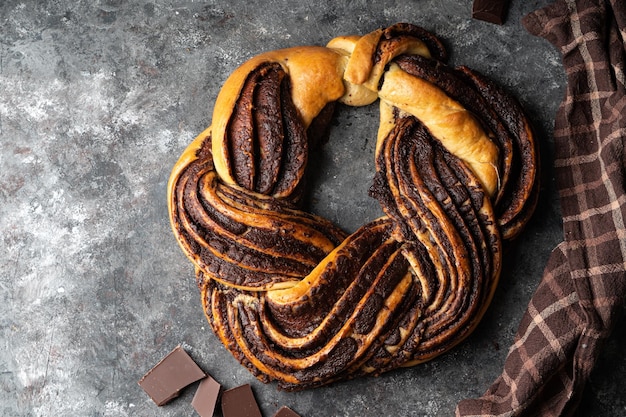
[[168, 23, 539, 390]]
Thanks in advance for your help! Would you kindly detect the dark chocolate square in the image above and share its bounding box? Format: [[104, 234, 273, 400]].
[[221, 384, 263, 417], [138, 345, 206, 406], [192, 375, 221, 417], [472, 0, 510, 25]]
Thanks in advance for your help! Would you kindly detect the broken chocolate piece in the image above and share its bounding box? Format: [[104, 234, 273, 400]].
[[191, 375, 221, 417], [472, 0, 510, 25], [221, 384, 262, 417], [273, 405, 301, 417], [138, 345, 206, 406]]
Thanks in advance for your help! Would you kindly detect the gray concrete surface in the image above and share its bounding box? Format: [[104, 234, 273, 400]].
[[1, 1, 624, 416]]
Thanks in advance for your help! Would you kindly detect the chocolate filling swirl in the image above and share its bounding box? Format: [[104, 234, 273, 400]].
[[168, 23, 539, 390]]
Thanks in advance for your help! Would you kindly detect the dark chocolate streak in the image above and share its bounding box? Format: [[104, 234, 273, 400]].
[[455, 66, 540, 239], [254, 65, 286, 194], [227, 63, 308, 199], [272, 75, 309, 198], [228, 65, 258, 190]]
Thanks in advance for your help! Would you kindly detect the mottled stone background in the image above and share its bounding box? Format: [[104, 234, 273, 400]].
[[1, 0, 624, 416]]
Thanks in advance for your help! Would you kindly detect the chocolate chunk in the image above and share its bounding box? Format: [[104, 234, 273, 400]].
[[138, 345, 206, 406], [273, 406, 301, 417], [221, 384, 262, 417], [472, 0, 510, 25], [191, 375, 221, 417]]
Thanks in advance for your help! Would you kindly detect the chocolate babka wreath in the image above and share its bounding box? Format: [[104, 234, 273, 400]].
[[168, 23, 539, 390]]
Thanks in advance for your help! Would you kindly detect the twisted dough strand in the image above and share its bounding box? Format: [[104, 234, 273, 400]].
[[168, 23, 539, 390]]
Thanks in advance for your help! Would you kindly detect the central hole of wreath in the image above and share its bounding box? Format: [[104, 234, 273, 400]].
[[304, 104, 385, 234]]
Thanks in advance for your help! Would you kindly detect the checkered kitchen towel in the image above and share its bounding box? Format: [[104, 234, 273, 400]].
[[456, 1, 626, 416]]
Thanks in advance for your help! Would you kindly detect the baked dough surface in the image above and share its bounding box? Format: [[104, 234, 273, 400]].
[[168, 23, 539, 390]]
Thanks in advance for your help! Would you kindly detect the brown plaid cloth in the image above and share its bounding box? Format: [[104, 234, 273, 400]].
[[456, 1, 626, 416]]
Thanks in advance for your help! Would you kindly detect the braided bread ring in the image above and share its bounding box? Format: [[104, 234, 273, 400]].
[[168, 23, 539, 390]]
